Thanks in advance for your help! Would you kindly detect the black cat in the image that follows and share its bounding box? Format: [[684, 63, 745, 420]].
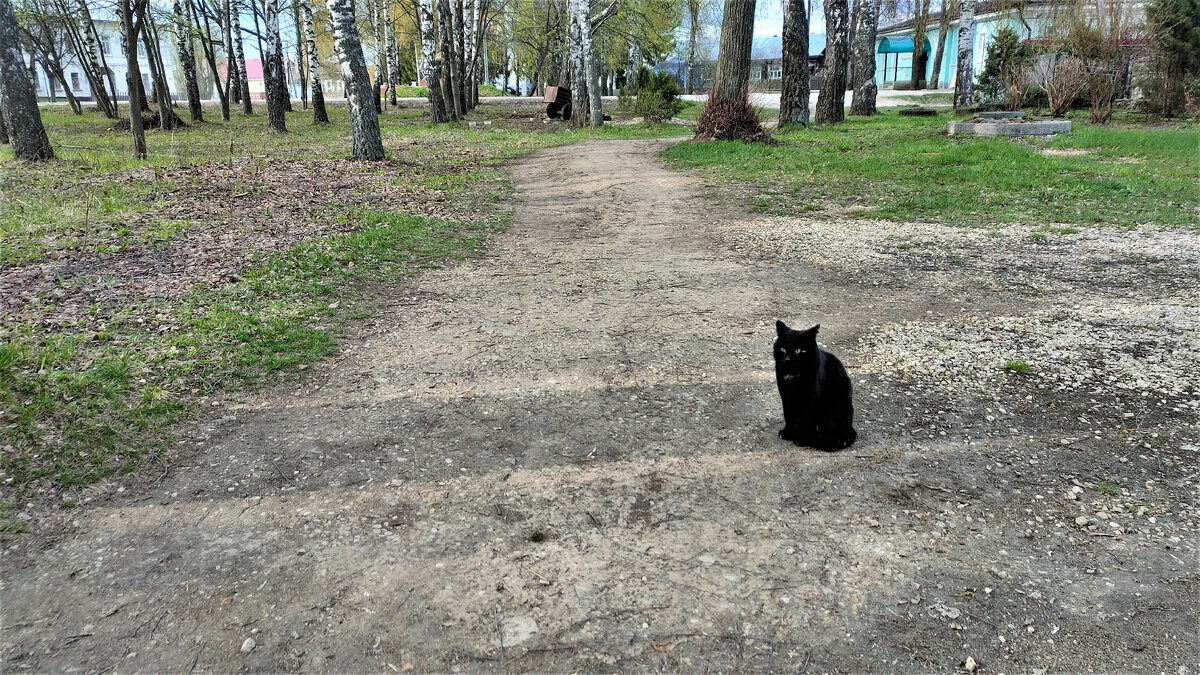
[[773, 321, 857, 451]]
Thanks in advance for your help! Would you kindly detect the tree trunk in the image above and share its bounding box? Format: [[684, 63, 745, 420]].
[[173, 0, 204, 121], [954, 0, 975, 109], [368, 0, 382, 112], [685, 0, 700, 93], [814, 0, 848, 124], [142, 21, 183, 130], [910, 0, 931, 89], [419, 0, 448, 121], [438, 0, 462, 119], [453, 0, 466, 112], [327, 0, 385, 159], [0, 0, 53, 160], [385, 1, 399, 106], [567, 0, 586, 124], [302, 0, 329, 123], [778, 0, 809, 125], [262, 0, 288, 131], [929, 0, 953, 88], [578, 0, 602, 126], [849, 0, 879, 115], [54, 0, 115, 117], [230, 0, 252, 114], [0, 105, 9, 144], [695, 0, 764, 140], [191, 0, 229, 119], [291, 0, 307, 109], [119, 0, 146, 158]]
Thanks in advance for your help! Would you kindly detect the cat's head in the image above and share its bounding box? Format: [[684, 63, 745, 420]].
[[774, 321, 819, 366]]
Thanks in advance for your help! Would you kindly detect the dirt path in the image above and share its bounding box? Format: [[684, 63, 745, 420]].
[[2, 140, 1196, 673]]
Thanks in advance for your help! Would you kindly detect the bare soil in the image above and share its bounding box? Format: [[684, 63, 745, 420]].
[[1, 140, 1196, 673]]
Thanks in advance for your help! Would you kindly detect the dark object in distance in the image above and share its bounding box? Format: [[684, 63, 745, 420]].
[[544, 85, 573, 120], [899, 107, 938, 117], [773, 321, 857, 451]]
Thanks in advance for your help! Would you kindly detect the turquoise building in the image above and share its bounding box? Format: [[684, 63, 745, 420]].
[[873, 1, 1057, 89]]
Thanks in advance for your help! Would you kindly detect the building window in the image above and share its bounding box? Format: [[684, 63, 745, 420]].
[[751, 69, 762, 81], [768, 64, 782, 80], [71, 72, 81, 91]]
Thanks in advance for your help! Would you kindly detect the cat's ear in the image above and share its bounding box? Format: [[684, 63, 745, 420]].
[[776, 320, 789, 337], [802, 324, 820, 341], [810, 324, 820, 335]]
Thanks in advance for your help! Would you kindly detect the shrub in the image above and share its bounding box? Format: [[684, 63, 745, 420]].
[[977, 25, 1035, 109], [631, 66, 684, 123], [1030, 53, 1090, 116]]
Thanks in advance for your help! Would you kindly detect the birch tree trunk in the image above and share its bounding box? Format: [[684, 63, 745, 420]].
[[778, 0, 809, 126], [173, 0, 203, 121], [262, 0, 288, 131], [190, 0, 229, 119], [0, 104, 9, 144], [468, 0, 479, 108], [695, 0, 763, 140], [929, 0, 953, 88], [419, 0, 448, 121], [368, 0, 382, 112], [385, 2, 398, 106], [290, 0, 307, 109], [953, 0, 975, 108], [119, 0, 146, 158], [141, 21, 184, 129], [302, 0, 329, 122], [577, 0, 602, 126], [327, 0, 385, 159], [685, 0, 700, 93], [849, 0, 879, 115], [814, 0, 848, 124], [76, 0, 120, 117], [567, 0, 586, 123], [438, 0, 462, 118], [60, 0, 116, 117], [230, 0, 252, 114], [0, 0, 53, 160], [453, 0, 466, 112]]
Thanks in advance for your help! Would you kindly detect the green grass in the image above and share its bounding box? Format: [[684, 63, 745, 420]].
[[661, 110, 1200, 229], [0, 102, 690, 498], [1005, 360, 1031, 374]]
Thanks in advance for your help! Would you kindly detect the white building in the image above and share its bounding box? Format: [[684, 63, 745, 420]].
[[24, 14, 185, 103]]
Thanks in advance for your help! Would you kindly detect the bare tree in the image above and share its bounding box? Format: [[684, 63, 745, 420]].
[[814, 0, 848, 123], [230, 0, 252, 114], [141, 15, 185, 129], [172, 0, 203, 120], [0, 0, 53, 159], [17, 0, 85, 114], [118, 0, 149, 157], [928, 0, 954, 88], [190, 0, 231, 119], [954, 0, 975, 108], [261, 0, 288, 131], [778, 0, 809, 125], [327, 0, 385, 159], [849, 0, 879, 115], [909, 0, 931, 88], [302, 0, 329, 122]]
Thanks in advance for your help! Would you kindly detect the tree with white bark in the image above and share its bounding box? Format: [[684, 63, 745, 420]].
[[0, 0, 54, 160], [849, 0, 879, 115], [954, 0, 976, 108], [261, 0, 288, 131], [302, 0, 329, 122], [327, 0, 385, 159]]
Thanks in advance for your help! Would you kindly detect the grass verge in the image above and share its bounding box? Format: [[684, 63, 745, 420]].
[[661, 109, 1199, 229], [0, 103, 688, 501]]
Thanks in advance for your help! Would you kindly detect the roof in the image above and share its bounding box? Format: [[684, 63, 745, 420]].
[[750, 34, 827, 61]]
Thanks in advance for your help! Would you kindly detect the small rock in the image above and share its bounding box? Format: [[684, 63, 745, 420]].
[[964, 656, 978, 672], [1075, 516, 1090, 527], [241, 637, 256, 653], [698, 555, 716, 566], [1064, 492, 1079, 501]]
